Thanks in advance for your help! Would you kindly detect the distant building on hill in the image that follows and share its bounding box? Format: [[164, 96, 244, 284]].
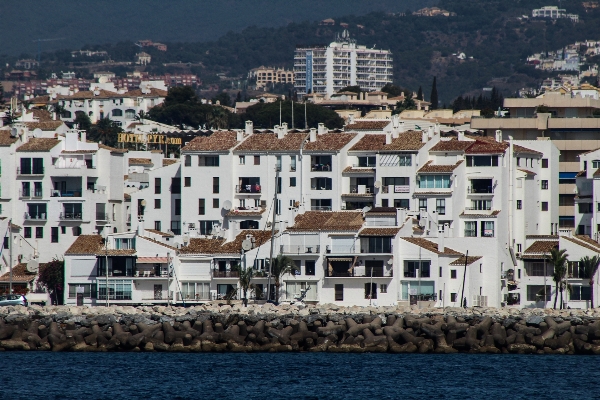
[[413, 7, 456, 17], [294, 30, 393, 97], [532, 6, 579, 22], [248, 66, 294, 89]]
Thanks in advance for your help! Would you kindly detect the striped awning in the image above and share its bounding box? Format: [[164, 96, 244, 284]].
[[137, 257, 168, 263], [327, 257, 353, 262]]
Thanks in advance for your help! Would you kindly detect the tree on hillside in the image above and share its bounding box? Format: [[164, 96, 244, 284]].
[[242, 100, 344, 129], [0, 83, 5, 105], [38, 258, 64, 306], [338, 85, 361, 94], [73, 111, 92, 131], [381, 83, 408, 98], [392, 92, 416, 115], [430, 77, 438, 110], [212, 92, 231, 107], [416, 86, 423, 101]]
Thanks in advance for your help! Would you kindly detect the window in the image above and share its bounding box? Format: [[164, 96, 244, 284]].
[[579, 203, 593, 213], [213, 177, 219, 193], [24, 227, 31, 238], [305, 261, 315, 276], [593, 160, 600, 169], [517, 157, 520, 166], [451, 293, 457, 302], [379, 154, 411, 167], [466, 155, 499, 167], [571, 286, 591, 301], [436, 199, 445, 215], [419, 198, 427, 211], [394, 199, 410, 209], [541, 180, 548, 190], [61, 226, 66, 234], [517, 200, 522, 210], [290, 156, 296, 171], [541, 202, 548, 211], [311, 155, 332, 170], [439, 266, 442, 277], [27, 203, 47, 219], [335, 284, 344, 301], [184, 177, 191, 187], [527, 285, 551, 302], [154, 199, 161, 209], [198, 199, 205, 215], [383, 177, 410, 186], [542, 158, 548, 168], [98, 280, 132, 301], [171, 178, 181, 194], [517, 244, 522, 253], [213, 198, 219, 208], [471, 200, 491, 211], [254, 155, 260, 165], [311, 177, 332, 190], [154, 221, 161, 231], [418, 175, 450, 188], [36, 227, 43, 239], [364, 283, 377, 299], [560, 195, 574, 207], [154, 178, 161, 194], [174, 199, 181, 216], [73, 226, 82, 236], [290, 177, 296, 187], [199, 156, 219, 166], [170, 220, 181, 235], [481, 221, 494, 237], [68, 284, 96, 299], [277, 177, 282, 194], [239, 220, 258, 229], [181, 282, 210, 300], [51, 227, 58, 243], [463, 221, 476, 237], [19, 157, 44, 174], [358, 156, 376, 167], [404, 261, 430, 278], [367, 237, 392, 253], [184, 155, 191, 166], [527, 262, 551, 276], [276, 156, 282, 171], [382, 199, 389, 207], [451, 270, 457, 279], [239, 155, 245, 165], [380, 284, 388, 293], [199, 221, 219, 235]]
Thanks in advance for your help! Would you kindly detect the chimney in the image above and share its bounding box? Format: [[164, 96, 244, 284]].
[[309, 128, 317, 142], [458, 131, 464, 141], [137, 217, 145, 236], [495, 129, 503, 143], [317, 122, 325, 135], [391, 114, 399, 129], [427, 126, 434, 139], [422, 130, 428, 143], [237, 129, 244, 142], [80, 130, 86, 143], [245, 120, 253, 136], [280, 122, 288, 138], [434, 123, 441, 135], [385, 131, 392, 145], [348, 114, 355, 125], [438, 228, 444, 250]]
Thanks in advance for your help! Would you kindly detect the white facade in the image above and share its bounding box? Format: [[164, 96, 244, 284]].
[[294, 31, 393, 96]]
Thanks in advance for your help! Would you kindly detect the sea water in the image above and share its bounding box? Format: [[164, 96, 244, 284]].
[[1, 352, 598, 399]]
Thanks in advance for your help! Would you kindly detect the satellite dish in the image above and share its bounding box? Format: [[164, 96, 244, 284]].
[[266, 221, 272, 228], [362, 206, 372, 214], [140, 199, 147, 207], [32, 128, 43, 138], [26, 259, 39, 273], [223, 200, 232, 211], [374, 180, 382, 189], [242, 239, 253, 251]]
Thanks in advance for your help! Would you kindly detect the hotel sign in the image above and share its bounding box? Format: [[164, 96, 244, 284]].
[[118, 133, 182, 145]]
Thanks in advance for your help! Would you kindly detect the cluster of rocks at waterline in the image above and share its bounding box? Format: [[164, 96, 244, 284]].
[[2, 303, 600, 354]]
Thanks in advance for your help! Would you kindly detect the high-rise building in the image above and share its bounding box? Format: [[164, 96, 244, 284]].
[[294, 31, 393, 97]]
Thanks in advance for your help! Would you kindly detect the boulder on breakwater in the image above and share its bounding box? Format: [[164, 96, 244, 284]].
[[2, 303, 600, 354]]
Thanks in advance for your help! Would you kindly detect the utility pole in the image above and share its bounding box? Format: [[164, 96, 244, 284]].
[[167, 252, 171, 306], [461, 250, 469, 308], [9, 219, 13, 294], [266, 168, 280, 302]]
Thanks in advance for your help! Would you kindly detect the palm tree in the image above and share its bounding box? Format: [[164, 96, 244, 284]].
[[134, 110, 148, 123], [549, 248, 568, 309], [51, 103, 66, 119], [269, 255, 298, 303], [207, 107, 229, 130], [580, 255, 600, 308], [232, 264, 253, 306]]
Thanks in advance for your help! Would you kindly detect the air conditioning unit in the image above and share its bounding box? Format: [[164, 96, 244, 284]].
[[472, 295, 488, 307]]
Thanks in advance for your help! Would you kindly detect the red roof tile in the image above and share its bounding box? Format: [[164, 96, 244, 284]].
[[181, 131, 239, 152], [234, 132, 307, 152]]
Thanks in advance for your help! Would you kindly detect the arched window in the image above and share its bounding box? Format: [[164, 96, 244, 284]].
[[125, 109, 136, 119], [112, 109, 123, 117]]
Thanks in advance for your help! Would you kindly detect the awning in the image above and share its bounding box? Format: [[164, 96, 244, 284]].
[[327, 257, 353, 262], [559, 172, 577, 179], [137, 257, 168, 263]]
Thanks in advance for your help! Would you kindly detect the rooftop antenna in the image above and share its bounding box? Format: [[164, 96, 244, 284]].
[[279, 99, 282, 126], [291, 99, 294, 129]]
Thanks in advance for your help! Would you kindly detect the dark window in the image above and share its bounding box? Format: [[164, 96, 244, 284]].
[[73, 226, 82, 236], [311, 177, 332, 190], [184, 155, 191, 166], [138, 199, 145, 216], [383, 177, 409, 186], [579, 203, 593, 213], [154, 199, 161, 209], [364, 283, 377, 299], [517, 200, 522, 210], [154, 178, 161, 194], [200, 156, 219, 166], [436, 199, 445, 215], [51, 227, 59, 243], [3, 237, 8, 249], [239, 220, 258, 229], [290, 177, 296, 187], [466, 155, 498, 167], [451, 270, 457, 279], [358, 156, 376, 167], [367, 237, 391, 253], [254, 155, 260, 165], [571, 286, 591, 301], [36, 227, 43, 239], [24, 227, 32, 238], [61, 226, 66, 234], [199, 199, 205, 215], [439, 266, 442, 277], [381, 199, 389, 207], [305, 261, 315, 276], [174, 199, 181, 216], [451, 293, 457, 302], [277, 177, 282, 194], [335, 284, 343, 301], [171, 221, 181, 235], [171, 178, 181, 194], [213, 177, 219, 193], [541, 180, 548, 190], [542, 158, 548, 168], [213, 198, 219, 208], [394, 199, 410, 208], [560, 195, 575, 207], [419, 198, 427, 211], [184, 177, 191, 187], [154, 221, 161, 231], [541, 202, 548, 211]]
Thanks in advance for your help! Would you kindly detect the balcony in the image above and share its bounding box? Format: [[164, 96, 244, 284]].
[[51, 189, 83, 198], [19, 190, 43, 199], [235, 185, 261, 194], [327, 266, 392, 278], [212, 270, 239, 278], [59, 212, 83, 221], [17, 167, 44, 176], [467, 186, 494, 194], [311, 206, 332, 211], [382, 185, 409, 194], [24, 213, 47, 221], [280, 245, 320, 255]]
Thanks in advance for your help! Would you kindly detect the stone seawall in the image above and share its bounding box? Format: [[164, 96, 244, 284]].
[[2, 303, 600, 354]]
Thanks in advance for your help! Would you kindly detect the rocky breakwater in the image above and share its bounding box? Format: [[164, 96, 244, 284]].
[[3, 303, 600, 354]]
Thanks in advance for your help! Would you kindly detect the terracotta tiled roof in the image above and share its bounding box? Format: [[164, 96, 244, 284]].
[[449, 256, 482, 266], [145, 229, 174, 237], [430, 139, 473, 152], [304, 133, 356, 152], [0, 131, 19, 146], [0, 263, 36, 283], [513, 144, 543, 156], [367, 207, 397, 214], [163, 159, 179, 166], [342, 166, 375, 174], [234, 132, 307, 152], [593, 169, 600, 177], [574, 235, 600, 251], [459, 210, 501, 218], [226, 208, 266, 217], [418, 160, 463, 173], [16, 138, 60, 152], [359, 227, 400, 236], [517, 168, 536, 175], [382, 131, 425, 151], [124, 193, 131, 201], [129, 158, 152, 165], [348, 134, 386, 151], [123, 88, 168, 98], [28, 95, 51, 104], [287, 211, 364, 231], [22, 121, 64, 131], [345, 120, 390, 131], [65, 235, 104, 255], [522, 240, 558, 255], [179, 229, 274, 255], [179, 238, 226, 254], [576, 170, 587, 177], [98, 143, 128, 153], [464, 140, 507, 154], [401, 237, 462, 255], [62, 150, 97, 154], [181, 131, 239, 152], [561, 236, 600, 253], [526, 235, 558, 239], [30, 109, 54, 121], [58, 89, 119, 100]]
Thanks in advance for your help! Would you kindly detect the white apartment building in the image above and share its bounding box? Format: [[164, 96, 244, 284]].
[[532, 6, 579, 22], [294, 30, 393, 96]]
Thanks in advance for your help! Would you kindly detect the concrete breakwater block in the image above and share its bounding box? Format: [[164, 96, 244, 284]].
[[1, 304, 600, 354]]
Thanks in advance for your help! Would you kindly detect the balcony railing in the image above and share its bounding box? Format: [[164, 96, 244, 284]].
[[24, 213, 47, 220], [349, 185, 374, 194], [51, 189, 83, 197], [311, 206, 332, 211], [235, 185, 261, 194], [327, 266, 392, 278], [60, 212, 83, 220], [468, 186, 494, 194], [212, 270, 240, 278], [17, 168, 44, 175], [280, 245, 320, 254], [311, 165, 331, 172]]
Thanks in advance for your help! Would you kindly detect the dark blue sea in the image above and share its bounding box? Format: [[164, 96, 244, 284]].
[[1, 352, 598, 399]]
